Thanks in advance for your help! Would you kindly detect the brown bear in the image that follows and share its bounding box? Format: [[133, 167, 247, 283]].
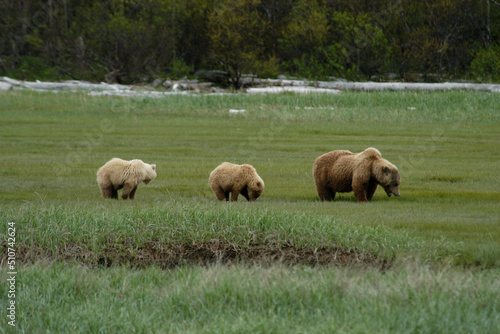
[[209, 162, 264, 201], [97, 158, 156, 200], [313, 148, 400, 202]]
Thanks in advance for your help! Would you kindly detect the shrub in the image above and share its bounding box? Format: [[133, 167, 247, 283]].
[[471, 46, 500, 82]]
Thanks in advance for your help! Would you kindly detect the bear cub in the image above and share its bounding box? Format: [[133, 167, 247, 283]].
[[97, 158, 157, 200], [313, 148, 400, 202], [209, 162, 264, 201]]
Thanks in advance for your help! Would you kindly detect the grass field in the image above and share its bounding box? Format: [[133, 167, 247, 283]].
[[1, 90, 499, 332]]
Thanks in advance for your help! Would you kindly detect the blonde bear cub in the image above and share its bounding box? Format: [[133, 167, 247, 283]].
[[209, 162, 264, 201], [97, 158, 156, 200]]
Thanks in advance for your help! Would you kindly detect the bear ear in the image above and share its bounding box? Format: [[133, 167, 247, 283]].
[[151, 164, 156, 171]]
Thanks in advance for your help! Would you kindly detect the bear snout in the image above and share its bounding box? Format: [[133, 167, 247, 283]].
[[389, 190, 401, 197], [384, 187, 400, 197]]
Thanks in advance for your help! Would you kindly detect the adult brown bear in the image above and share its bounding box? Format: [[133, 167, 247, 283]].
[[313, 148, 400, 202]]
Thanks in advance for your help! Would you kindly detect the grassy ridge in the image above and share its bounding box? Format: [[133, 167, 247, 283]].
[[1, 201, 458, 267]]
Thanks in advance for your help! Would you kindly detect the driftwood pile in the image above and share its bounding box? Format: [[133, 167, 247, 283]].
[[1, 74, 499, 96]]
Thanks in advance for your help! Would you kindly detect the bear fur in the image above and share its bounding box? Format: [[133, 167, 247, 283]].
[[97, 158, 156, 200], [313, 148, 400, 202], [209, 162, 264, 201]]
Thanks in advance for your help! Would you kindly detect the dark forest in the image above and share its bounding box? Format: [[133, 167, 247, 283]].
[[1, 0, 499, 86]]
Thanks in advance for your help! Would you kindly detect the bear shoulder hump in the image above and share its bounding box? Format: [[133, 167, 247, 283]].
[[360, 147, 382, 159]]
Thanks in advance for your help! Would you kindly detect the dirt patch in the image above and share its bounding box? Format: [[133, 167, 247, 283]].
[[2, 239, 390, 269]]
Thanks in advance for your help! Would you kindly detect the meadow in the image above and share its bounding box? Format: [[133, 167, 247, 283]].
[[0, 90, 499, 333]]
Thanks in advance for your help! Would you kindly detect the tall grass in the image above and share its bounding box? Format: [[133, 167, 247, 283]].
[[1, 201, 462, 266], [0, 263, 498, 333]]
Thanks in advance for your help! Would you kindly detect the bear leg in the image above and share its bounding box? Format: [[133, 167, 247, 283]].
[[111, 187, 119, 199], [129, 186, 138, 200], [122, 182, 137, 200], [212, 186, 228, 201], [240, 186, 250, 201], [100, 184, 112, 198], [315, 184, 336, 201], [366, 179, 378, 201], [352, 184, 368, 202], [230, 187, 241, 201]]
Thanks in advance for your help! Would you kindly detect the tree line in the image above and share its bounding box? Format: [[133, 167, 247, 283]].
[[1, 0, 499, 87]]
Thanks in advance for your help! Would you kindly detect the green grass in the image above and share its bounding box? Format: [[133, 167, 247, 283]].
[[1, 263, 499, 333], [0, 90, 499, 332], [1, 90, 498, 265]]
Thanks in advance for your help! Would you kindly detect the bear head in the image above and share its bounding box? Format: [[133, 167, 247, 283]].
[[248, 178, 264, 201], [378, 164, 400, 197], [143, 164, 157, 184]]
